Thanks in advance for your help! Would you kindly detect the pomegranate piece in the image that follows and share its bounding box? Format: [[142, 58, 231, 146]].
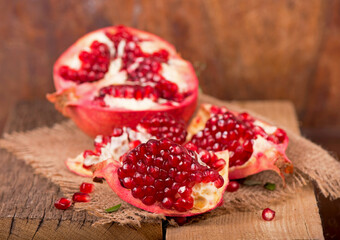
[[93, 139, 229, 216], [72, 192, 91, 202], [47, 25, 198, 137], [66, 112, 187, 177], [54, 198, 72, 210], [80, 182, 94, 193], [226, 181, 240, 192], [187, 104, 293, 183], [262, 208, 275, 221]]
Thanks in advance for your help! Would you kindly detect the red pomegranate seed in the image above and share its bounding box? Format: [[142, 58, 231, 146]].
[[80, 182, 94, 193], [174, 217, 188, 225], [54, 198, 72, 210], [226, 181, 240, 192], [262, 208, 276, 221], [112, 127, 123, 137], [72, 192, 91, 202]]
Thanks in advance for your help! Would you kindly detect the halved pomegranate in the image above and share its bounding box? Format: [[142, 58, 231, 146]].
[[94, 139, 229, 216], [187, 104, 293, 183], [66, 112, 188, 177], [47, 25, 198, 137]]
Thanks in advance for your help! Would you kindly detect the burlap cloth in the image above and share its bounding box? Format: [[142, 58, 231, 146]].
[[1, 94, 340, 226]]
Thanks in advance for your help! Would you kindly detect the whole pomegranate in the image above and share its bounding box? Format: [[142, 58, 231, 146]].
[[47, 25, 198, 137], [187, 104, 293, 183]]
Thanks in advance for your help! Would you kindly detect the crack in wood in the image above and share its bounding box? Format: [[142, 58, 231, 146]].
[[55, 212, 63, 231], [31, 208, 46, 240], [103, 221, 115, 235], [7, 207, 17, 240], [80, 212, 87, 229]]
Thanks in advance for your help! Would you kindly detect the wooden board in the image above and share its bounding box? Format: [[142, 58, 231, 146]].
[[0, 100, 324, 239]]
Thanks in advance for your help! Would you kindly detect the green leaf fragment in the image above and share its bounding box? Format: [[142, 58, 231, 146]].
[[264, 182, 276, 191], [105, 204, 121, 213]]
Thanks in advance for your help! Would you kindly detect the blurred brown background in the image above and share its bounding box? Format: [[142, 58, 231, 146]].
[[1, 0, 340, 159], [1, 1, 340, 148], [0, 0, 340, 238]]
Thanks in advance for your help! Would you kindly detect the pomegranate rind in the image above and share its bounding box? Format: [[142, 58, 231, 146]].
[[49, 26, 199, 137], [188, 104, 293, 183], [93, 157, 229, 217], [65, 154, 93, 178]]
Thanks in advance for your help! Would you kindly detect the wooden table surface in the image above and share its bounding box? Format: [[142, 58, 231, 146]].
[[0, 100, 330, 239]]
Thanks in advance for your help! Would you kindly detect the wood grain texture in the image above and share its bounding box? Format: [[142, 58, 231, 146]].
[[167, 100, 324, 239], [0, 101, 162, 240], [1, 0, 340, 136], [167, 185, 323, 240]]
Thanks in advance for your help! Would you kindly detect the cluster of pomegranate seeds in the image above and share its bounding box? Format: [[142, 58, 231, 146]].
[[55, 182, 95, 210], [262, 208, 276, 221], [105, 25, 142, 69], [59, 25, 184, 104], [59, 41, 110, 83], [54, 198, 72, 210], [117, 139, 224, 212], [190, 106, 287, 167], [140, 113, 187, 144]]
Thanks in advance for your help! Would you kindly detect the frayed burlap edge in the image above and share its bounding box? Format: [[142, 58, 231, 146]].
[[1, 94, 340, 226]]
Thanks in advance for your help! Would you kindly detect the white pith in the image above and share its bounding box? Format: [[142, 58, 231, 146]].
[[83, 127, 153, 167], [253, 120, 277, 134], [103, 96, 159, 110], [190, 151, 229, 211], [61, 30, 190, 109]]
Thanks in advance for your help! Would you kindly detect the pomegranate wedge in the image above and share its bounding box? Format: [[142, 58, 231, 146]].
[[66, 113, 188, 177], [187, 104, 293, 183], [94, 139, 229, 216], [47, 25, 198, 137]]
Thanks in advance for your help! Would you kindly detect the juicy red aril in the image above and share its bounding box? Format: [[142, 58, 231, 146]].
[[111, 127, 123, 137], [262, 208, 276, 221], [226, 181, 240, 192], [72, 192, 91, 202], [140, 112, 187, 144], [80, 182, 94, 193], [59, 41, 110, 83], [54, 198, 72, 210], [118, 139, 223, 211], [129, 140, 142, 149], [173, 217, 188, 225]]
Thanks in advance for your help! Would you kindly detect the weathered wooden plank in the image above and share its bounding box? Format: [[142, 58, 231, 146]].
[[0, 101, 162, 240], [167, 100, 324, 239]]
